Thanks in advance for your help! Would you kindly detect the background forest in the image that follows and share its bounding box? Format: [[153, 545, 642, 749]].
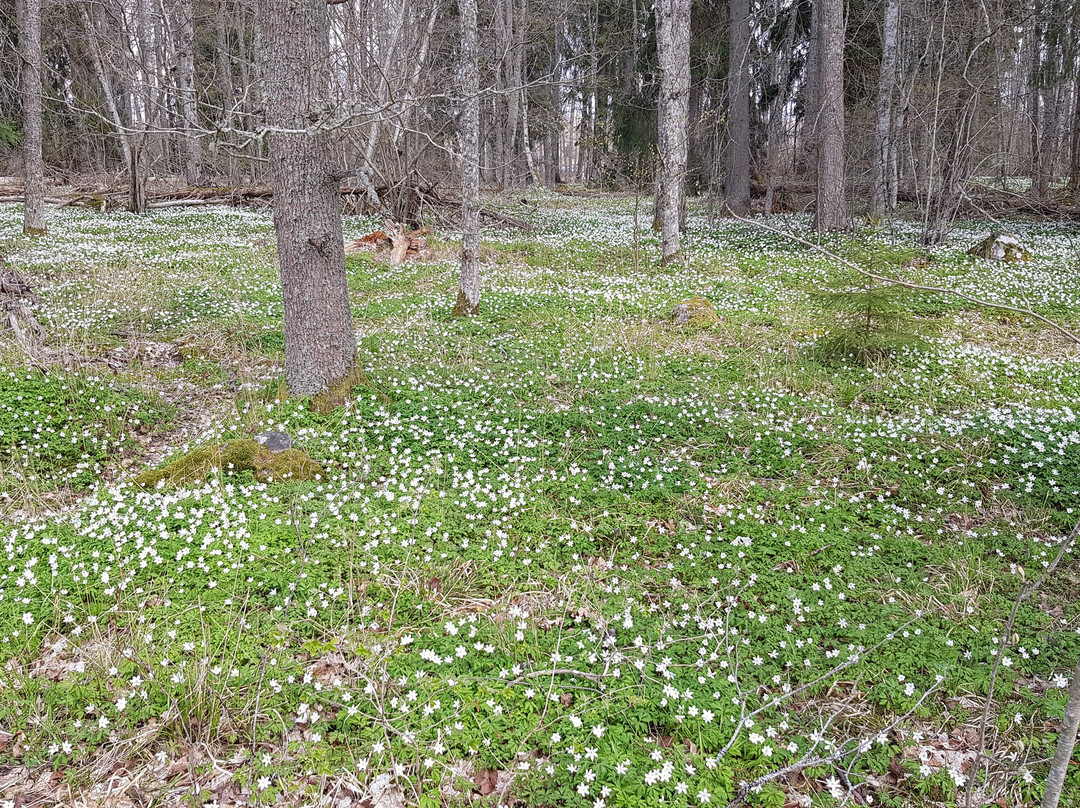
[[1, 0, 1079, 237]]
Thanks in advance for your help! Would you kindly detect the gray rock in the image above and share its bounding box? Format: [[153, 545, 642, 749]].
[[254, 431, 293, 452]]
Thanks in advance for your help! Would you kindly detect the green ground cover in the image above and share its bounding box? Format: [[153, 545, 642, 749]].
[[1, 195, 1079, 806]]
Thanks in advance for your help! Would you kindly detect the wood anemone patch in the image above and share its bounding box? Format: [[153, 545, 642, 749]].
[[133, 439, 323, 487]]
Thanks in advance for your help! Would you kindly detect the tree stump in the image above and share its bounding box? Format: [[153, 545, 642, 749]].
[[0, 258, 46, 348]]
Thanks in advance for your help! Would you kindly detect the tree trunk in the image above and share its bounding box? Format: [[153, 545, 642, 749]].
[[763, 0, 796, 216], [724, 0, 752, 215], [1070, 68, 1080, 190], [872, 0, 900, 216], [656, 0, 691, 263], [1029, 0, 1049, 199], [129, 142, 147, 213], [1042, 654, 1080, 808], [813, 0, 846, 231], [175, 0, 201, 184], [81, 6, 133, 176], [18, 0, 46, 235], [455, 0, 481, 316], [254, 0, 359, 399]]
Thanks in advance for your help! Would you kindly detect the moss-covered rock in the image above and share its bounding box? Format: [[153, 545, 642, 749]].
[[134, 439, 323, 488], [672, 297, 721, 328], [966, 232, 1030, 262]]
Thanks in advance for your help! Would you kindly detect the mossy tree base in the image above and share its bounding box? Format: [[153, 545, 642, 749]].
[[134, 439, 323, 488], [309, 365, 371, 414], [452, 290, 479, 317]]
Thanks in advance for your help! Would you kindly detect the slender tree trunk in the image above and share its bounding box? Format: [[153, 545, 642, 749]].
[[214, 0, 238, 183], [1029, 0, 1049, 199], [255, 0, 359, 399], [656, 0, 691, 263], [763, 0, 795, 216], [1042, 654, 1080, 808], [81, 6, 133, 175], [802, 0, 822, 175], [455, 0, 481, 316], [872, 0, 901, 216], [813, 0, 846, 231], [18, 0, 46, 235], [1070, 69, 1080, 190], [725, 0, 752, 214], [175, 0, 201, 184], [129, 142, 147, 213], [522, 92, 541, 184]]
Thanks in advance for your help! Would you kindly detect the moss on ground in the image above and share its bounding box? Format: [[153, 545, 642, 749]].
[[309, 365, 371, 415], [673, 296, 721, 328], [134, 438, 323, 487]]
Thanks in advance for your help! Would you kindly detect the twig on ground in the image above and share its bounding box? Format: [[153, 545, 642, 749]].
[[725, 209, 1080, 346]]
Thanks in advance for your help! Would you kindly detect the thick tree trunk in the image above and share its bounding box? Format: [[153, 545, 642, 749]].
[[872, 0, 900, 216], [813, 0, 846, 231], [255, 0, 358, 399], [656, 0, 691, 263], [18, 0, 46, 235], [724, 0, 752, 215], [455, 0, 481, 316]]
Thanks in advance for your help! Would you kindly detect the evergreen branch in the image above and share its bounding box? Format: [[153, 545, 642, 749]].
[[726, 210, 1080, 346]]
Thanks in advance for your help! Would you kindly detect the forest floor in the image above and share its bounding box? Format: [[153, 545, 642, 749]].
[[1, 193, 1079, 807]]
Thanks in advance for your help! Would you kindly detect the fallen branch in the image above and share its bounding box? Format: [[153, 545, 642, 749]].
[[726, 209, 1080, 345], [965, 517, 1080, 808]]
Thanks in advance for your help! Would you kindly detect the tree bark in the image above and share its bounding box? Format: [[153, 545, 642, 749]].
[[1070, 68, 1080, 190], [175, 0, 201, 184], [813, 0, 846, 231], [724, 0, 752, 215], [872, 0, 900, 216], [763, 0, 796, 216], [1042, 654, 1080, 808], [254, 0, 359, 398], [656, 0, 691, 263], [455, 0, 481, 316], [18, 0, 46, 235]]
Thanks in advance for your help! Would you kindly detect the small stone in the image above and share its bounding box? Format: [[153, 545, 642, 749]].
[[254, 431, 293, 452]]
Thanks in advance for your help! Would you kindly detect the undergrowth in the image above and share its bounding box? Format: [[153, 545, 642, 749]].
[[0, 198, 1078, 807]]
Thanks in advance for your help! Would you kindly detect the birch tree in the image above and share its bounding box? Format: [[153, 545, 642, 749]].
[[656, 0, 691, 263]]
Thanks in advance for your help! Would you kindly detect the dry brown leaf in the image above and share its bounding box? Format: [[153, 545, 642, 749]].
[[475, 768, 498, 796]]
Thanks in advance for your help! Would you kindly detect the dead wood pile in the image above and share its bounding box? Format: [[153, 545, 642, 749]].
[[0, 258, 46, 348]]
